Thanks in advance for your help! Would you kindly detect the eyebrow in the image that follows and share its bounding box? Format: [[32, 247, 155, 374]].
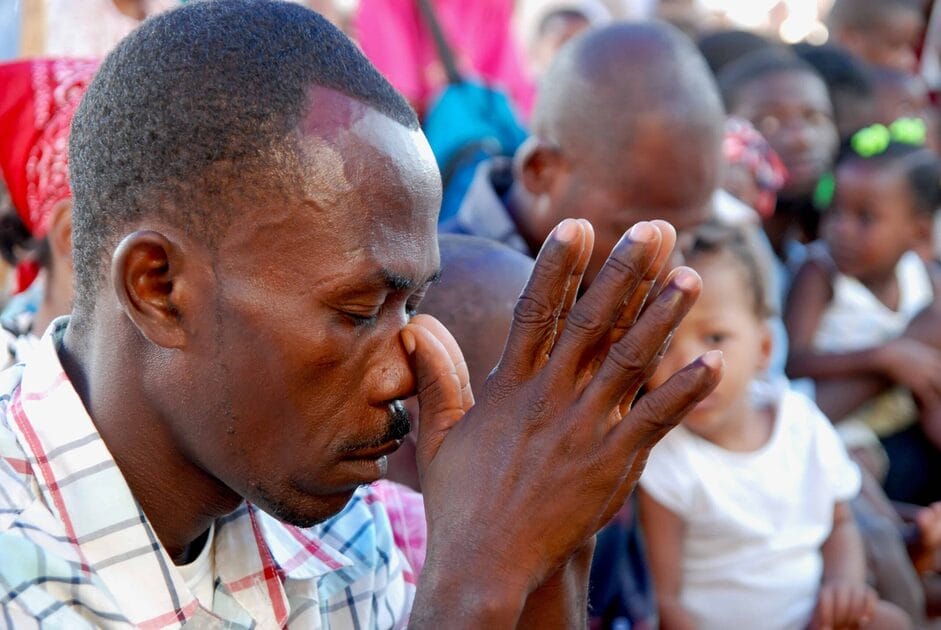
[[380, 268, 441, 292]]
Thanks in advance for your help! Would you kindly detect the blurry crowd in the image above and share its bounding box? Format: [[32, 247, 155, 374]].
[[4, 0, 941, 628]]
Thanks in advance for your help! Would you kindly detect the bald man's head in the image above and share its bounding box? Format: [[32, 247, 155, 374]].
[[515, 21, 723, 285], [419, 235, 534, 393], [532, 21, 723, 152]]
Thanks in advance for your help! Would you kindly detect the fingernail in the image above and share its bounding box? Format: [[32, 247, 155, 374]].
[[401, 329, 416, 355], [555, 219, 579, 242], [701, 350, 723, 369], [673, 269, 699, 291], [628, 221, 656, 242]]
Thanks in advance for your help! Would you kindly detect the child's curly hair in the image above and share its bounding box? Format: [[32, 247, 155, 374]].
[[685, 221, 774, 319]]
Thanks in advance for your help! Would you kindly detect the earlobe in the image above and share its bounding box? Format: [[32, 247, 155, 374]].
[[111, 230, 188, 349], [756, 321, 774, 372], [516, 137, 565, 196]]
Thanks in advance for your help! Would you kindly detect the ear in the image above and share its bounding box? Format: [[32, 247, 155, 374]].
[[47, 199, 73, 268], [914, 212, 934, 247], [111, 230, 192, 349], [755, 319, 774, 373], [515, 136, 567, 197]]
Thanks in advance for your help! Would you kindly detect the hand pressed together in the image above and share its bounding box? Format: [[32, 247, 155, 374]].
[[402, 219, 723, 627]]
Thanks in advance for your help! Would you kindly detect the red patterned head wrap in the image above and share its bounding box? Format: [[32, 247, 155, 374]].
[[0, 58, 99, 292], [723, 116, 788, 219]]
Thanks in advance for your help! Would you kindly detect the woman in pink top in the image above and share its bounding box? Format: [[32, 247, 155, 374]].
[[354, 0, 535, 118]]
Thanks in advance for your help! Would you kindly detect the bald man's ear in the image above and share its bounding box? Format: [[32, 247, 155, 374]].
[[516, 136, 567, 196], [111, 231, 192, 349]]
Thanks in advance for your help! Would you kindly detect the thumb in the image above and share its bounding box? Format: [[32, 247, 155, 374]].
[[402, 315, 473, 476]]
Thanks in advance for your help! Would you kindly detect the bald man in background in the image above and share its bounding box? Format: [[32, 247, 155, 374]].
[[443, 20, 724, 286]]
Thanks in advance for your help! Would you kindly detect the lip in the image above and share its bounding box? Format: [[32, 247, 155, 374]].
[[784, 155, 826, 181], [342, 439, 403, 461]]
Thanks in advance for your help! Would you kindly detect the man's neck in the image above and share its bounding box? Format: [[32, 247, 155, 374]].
[[59, 320, 243, 564]]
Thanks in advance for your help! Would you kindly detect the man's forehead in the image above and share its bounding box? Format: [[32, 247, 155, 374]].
[[290, 86, 440, 213]]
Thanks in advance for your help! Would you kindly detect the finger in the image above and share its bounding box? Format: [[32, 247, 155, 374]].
[[859, 589, 876, 626], [584, 222, 677, 390], [582, 268, 702, 415], [409, 314, 474, 410], [603, 350, 722, 456], [549, 221, 663, 381], [402, 319, 471, 474], [816, 590, 834, 630], [498, 219, 588, 381], [847, 588, 868, 627], [613, 220, 678, 334], [832, 586, 851, 627], [554, 219, 595, 340]]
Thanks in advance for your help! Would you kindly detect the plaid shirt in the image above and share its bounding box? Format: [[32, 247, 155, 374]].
[[0, 318, 415, 629]]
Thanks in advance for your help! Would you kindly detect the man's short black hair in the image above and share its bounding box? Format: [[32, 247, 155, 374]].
[[718, 48, 822, 112], [792, 42, 876, 139], [697, 29, 775, 78], [792, 42, 874, 102], [69, 0, 418, 314], [828, 0, 923, 32]]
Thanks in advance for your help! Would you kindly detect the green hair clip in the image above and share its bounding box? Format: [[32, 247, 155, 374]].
[[814, 117, 928, 209], [850, 117, 927, 158]]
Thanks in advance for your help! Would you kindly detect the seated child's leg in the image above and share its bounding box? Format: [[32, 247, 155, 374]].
[[850, 492, 926, 623]]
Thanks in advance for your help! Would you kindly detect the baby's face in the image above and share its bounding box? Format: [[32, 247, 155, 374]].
[[824, 160, 922, 283], [649, 252, 769, 439]]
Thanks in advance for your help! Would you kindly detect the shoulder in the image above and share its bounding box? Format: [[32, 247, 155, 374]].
[[639, 427, 702, 516], [0, 474, 130, 627], [790, 248, 835, 298], [778, 389, 861, 500]]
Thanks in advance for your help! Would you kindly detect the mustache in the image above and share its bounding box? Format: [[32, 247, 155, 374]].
[[341, 401, 412, 453]]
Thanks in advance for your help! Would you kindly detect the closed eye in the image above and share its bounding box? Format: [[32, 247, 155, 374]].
[[343, 310, 381, 328]]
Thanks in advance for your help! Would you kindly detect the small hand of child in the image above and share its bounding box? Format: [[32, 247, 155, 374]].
[[809, 581, 876, 630], [878, 338, 941, 408]]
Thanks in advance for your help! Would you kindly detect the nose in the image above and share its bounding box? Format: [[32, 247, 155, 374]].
[[367, 330, 417, 406], [783, 120, 813, 153]]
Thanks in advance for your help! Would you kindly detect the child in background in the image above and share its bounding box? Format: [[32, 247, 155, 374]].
[[784, 125, 941, 496], [828, 0, 925, 75], [719, 50, 839, 268], [639, 223, 910, 630]]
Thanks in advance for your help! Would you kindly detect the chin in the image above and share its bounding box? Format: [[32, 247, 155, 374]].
[[252, 484, 357, 528]]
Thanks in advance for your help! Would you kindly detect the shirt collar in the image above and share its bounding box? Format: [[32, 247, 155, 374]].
[[452, 157, 530, 254]]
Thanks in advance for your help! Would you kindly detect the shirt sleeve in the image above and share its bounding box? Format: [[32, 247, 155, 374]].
[[638, 430, 698, 517], [803, 394, 862, 502]]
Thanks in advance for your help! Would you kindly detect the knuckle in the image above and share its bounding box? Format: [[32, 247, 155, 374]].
[[606, 334, 650, 376], [598, 251, 637, 279], [563, 306, 604, 336], [630, 391, 680, 434], [513, 295, 556, 327]]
